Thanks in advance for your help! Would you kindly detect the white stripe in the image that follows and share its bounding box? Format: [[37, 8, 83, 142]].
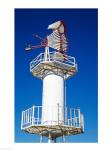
[[47, 30, 68, 51]]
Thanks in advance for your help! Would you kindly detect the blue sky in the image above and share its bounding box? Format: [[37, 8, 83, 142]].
[[15, 9, 98, 143]]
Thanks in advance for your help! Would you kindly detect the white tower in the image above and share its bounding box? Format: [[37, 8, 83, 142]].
[[21, 21, 84, 143]]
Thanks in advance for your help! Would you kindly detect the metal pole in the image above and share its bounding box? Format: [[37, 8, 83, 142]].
[[65, 80, 66, 109], [62, 134, 66, 143], [48, 131, 52, 143], [48, 138, 52, 143], [21, 111, 24, 129], [70, 108, 72, 126], [64, 80, 66, 124], [65, 107, 67, 125], [78, 108, 80, 127], [40, 135, 43, 143], [32, 105, 35, 125], [48, 138, 56, 143]]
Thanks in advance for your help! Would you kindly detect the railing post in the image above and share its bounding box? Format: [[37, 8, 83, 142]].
[[32, 105, 35, 125], [21, 111, 23, 129], [74, 109, 76, 126], [65, 107, 67, 125], [81, 113, 84, 132], [30, 108, 32, 125], [27, 109, 29, 124], [74, 57, 75, 66], [62, 134, 66, 143], [70, 108, 72, 126], [25, 110, 27, 126], [40, 53, 42, 62], [40, 134, 43, 143], [38, 106, 40, 125], [78, 108, 80, 127]]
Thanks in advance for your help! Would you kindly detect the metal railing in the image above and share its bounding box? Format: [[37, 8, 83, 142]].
[[30, 52, 77, 72], [21, 105, 84, 131]]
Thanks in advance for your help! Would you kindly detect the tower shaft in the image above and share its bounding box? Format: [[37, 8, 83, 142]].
[[42, 72, 64, 125]]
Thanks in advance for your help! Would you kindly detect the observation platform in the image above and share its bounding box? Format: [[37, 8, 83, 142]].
[[30, 51, 78, 79], [21, 106, 84, 139]]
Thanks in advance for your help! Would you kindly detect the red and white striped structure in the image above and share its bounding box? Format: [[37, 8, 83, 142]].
[[47, 21, 68, 52]]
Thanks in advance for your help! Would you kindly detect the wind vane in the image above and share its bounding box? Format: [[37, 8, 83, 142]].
[[25, 21, 68, 54]]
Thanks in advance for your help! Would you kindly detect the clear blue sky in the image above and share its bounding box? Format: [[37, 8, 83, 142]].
[[15, 9, 98, 143]]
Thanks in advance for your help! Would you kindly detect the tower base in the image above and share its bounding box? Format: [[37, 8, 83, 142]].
[[22, 124, 83, 139]]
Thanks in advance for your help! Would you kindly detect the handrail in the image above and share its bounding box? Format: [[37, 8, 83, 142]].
[[21, 105, 84, 130], [30, 52, 76, 71]]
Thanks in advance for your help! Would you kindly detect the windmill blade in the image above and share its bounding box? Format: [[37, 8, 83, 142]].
[[25, 35, 47, 51]]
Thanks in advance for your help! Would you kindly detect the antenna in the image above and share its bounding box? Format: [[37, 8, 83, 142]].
[[21, 20, 84, 143], [25, 34, 47, 51]]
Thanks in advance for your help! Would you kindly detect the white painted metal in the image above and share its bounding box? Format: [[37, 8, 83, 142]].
[[78, 108, 80, 126], [62, 134, 66, 143], [42, 73, 64, 125], [21, 106, 83, 130], [80, 113, 84, 132], [44, 46, 50, 61], [47, 21, 68, 51], [30, 51, 77, 80], [32, 106, 34, 125], [48, 138, 52, 143], [21, 111, 24, 129], [47, 31, 68, 51], [48, 21, 64, 32], [64, 80, 66, 118], [40, 135, 43, 143]]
